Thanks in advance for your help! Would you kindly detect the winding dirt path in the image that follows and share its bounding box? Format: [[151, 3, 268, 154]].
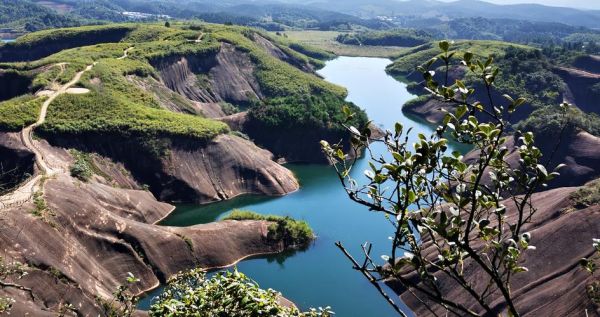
[[0, 63, 95, 208], [117, 47, 133, 60]]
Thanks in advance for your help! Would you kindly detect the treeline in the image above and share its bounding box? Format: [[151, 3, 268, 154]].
[[335, 29, 432, 47], [400, 17, 600, 48], [0, 0, 83, 33], [0, 0, 393, 38]]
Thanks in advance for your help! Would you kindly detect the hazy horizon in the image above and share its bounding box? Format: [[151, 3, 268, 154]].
[[437, 0, 600, 10]]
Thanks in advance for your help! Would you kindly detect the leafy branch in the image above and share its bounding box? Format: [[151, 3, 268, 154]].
[[321, 40, 567, 317]]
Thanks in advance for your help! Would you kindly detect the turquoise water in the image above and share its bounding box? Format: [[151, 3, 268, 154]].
[[1, 39, 15, 43], [141, 57, 457, 316]]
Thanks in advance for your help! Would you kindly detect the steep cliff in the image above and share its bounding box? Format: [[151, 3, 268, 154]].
[[0, 25, 135, 62], [554, 65, 600, 115], [40, 132, 298, 204], [151, 42, 263, 111]]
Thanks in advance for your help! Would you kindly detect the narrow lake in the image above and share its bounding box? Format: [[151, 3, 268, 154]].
[[141, 57, 456, 316]]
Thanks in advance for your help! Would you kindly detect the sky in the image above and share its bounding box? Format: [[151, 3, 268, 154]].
[[461, 0, 600, 10]]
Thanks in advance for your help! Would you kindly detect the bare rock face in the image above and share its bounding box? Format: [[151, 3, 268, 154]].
[[388, 187, 600, 316], [152, 43, 263, 108], [403, 98, 452, 124], [209, 43, 264, 105], [554, 65, 600, 115], [464, 130, 600, 190], [0, 132, 35, 195], [0, 174, 286, 315], [162, 134, 299, 203], [40, 132, 298, 204]]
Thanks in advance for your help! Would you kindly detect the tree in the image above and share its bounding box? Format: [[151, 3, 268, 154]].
[[164, 21, 171, 28], [321, 41, 567, 316]]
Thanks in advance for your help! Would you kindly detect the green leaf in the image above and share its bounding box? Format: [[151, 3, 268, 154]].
[[536, 164, 548, 177], [439, 40, 450, 52], [456, 104, 468, 119], [395, 122, 403, 136], [464, 51, 473, 62]]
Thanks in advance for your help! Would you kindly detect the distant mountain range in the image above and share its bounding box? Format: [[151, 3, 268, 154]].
[[2, 0, 600, 39], [298, 0, 600, 28]]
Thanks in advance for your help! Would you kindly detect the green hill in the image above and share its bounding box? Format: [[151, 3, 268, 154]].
[[0, 22, 365, 161]]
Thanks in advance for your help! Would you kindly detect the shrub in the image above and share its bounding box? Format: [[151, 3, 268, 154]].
[[515, 105, 600, 137], [69, 150, 93, 181], [149, 268, 333, 317], [571, 179, 600, 209], [224, 210, 314, 247]]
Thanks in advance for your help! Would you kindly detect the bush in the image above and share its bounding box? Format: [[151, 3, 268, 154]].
[[571, 179, 600, 209], [515, 106, 600, 137], [69, 150, 93, 181], [224, 210, 314, 247], [149, 268, 333, 317]]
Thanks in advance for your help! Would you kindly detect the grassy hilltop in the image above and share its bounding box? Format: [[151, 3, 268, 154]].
[[0, 22, 366, 156]]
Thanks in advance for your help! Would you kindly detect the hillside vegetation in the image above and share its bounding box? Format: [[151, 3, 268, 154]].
[[336, 29, 432, 47], [389, 40, 568, 121], [0, 22, 366, 160], [0, 95, 45, 131]]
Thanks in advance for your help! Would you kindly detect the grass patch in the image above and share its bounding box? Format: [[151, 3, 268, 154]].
[[0, 24, 136, 62], [224, 210, 314, 248], [10, 24, 134, 47], [38, 50, 229, 141], [276, 30, 407, 58], [41, 90, 229, 141], [176, 234, 194, 252], [0, 95, 44, 131]]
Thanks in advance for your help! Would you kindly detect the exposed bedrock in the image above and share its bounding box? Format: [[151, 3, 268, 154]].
[[403, 90, 535, 126], [572, 55, 600, 74], [0, 173, 286, 315], [388, 187, 600, 316], [162, 134, 299, 202], [40, 132, 298, 204], [463, 129, 600, 190], [554, 65, 600, 115], [151, 43, 263, 108], [0, 132, 35, 195]]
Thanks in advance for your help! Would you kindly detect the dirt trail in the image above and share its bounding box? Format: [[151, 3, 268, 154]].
[[187, 33, 204, 43], [117, 47, 133, 60], [0, 63, 95, 208]]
